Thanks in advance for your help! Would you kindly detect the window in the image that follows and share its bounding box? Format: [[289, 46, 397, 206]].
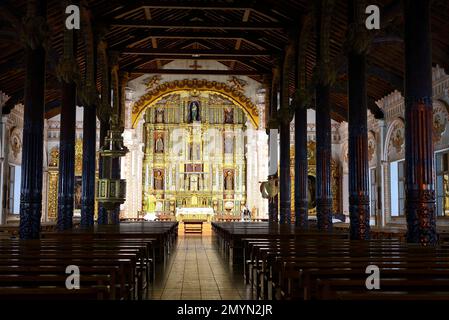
[[5, 165, 20, 215], [390, 160, 405, 216], [7, 166, 14, 214], [436, 151, 449, 217]]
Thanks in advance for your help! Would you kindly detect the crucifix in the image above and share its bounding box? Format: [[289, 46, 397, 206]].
[[189, 60, 202, 70]]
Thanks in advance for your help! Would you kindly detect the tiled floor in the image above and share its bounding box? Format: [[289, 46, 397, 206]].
[[147, 224, 255, 300]]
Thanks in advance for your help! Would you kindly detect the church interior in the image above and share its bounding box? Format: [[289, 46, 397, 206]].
[[1, 0, 449, 304]]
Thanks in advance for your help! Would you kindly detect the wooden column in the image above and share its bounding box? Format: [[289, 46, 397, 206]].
[[347, 0, 370, 240], [315, 84, 333, 231], [295, 15, 313, 229], [97, 120, 109, 225], [57, 5, 78, 231], [19, 0, 47, 239], [404, 0, 437, 245], [315, 0, 334, 231], [268, 67, 280, 223], [80, 7, 97, 227], [81, 104, 96, 227], [295, 104, 308, 228], [279, 41, 295, 225], [97, 39, 110, 225]]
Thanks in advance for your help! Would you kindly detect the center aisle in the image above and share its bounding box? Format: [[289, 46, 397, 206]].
[[147, 223, 254, 300]]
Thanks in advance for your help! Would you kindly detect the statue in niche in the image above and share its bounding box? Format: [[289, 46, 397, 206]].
[[195, 144, 201, 160], [224, 107, 234, 124], [189, 143, 193, 160], [155, 133, 164, 153], [154, 170, 164, 190], [307, 175, 316, 209], [190, 175, 198, 191], [188, 100, 201, 122], [155, 108, 164, 123], [224, 135, 233, 154], [224, 170, 234, 191]]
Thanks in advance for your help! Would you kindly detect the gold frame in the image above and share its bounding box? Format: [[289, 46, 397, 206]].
[[131, 79, 260, 129]]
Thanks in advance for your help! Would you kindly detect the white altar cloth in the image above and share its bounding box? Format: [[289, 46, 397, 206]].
[[175, 207, 214, 221]]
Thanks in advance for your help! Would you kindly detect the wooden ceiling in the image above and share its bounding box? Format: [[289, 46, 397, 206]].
[[1, 0, 448, 122]]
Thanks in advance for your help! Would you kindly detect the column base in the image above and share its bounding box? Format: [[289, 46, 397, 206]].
[[316, 198, 333, 232]]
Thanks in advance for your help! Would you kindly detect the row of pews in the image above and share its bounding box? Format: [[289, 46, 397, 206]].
[[212, 221, 449, 300], [0, 221, 178, 300]]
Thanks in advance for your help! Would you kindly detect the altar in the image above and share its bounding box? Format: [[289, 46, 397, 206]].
[[175, 207, 214, 222]]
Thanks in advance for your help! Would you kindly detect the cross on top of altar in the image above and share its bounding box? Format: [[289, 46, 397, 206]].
[[189, 60, 202, 70]]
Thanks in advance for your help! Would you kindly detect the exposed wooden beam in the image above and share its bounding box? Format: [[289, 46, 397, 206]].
[[337, 63, 403, 92], [121, 48, 273, 57], [129, 69, 265, 76], [367, 64, 403, 90], [107, 19, 286, 30], [111, 29, 281, 52], [123, 55, 271, 72], [231, 9, 251, 70], [102, 4, 142, 20]]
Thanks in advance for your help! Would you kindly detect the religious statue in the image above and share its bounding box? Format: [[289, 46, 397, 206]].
[[224, 170, 234, 191], [188, 100, 200, 122], [74, 177, 82, 210], [195, 144, 201, 160], [154, 170, 164, 190], [307, 175, 316, 209], [224, 135, 233, 154], [155, 134, 164, 153], [224, 107, 234, 124], [190, 175, 198, 191], [155, 108, 164, 123]]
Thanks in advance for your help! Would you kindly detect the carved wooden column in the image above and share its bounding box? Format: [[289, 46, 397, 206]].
[[279, 39, 296, 225], [80, 6, 97, 227], [97, 120, 109, 225], [295, 15, 313, 229], [404, 0, 437, 245], [19, 0, 48, 239], [268, 67, 280, 223], [315, 0, 334, 231], [97, 39, 110, 225], [56, 1, 78, 231], [347, 0, 370, 240]]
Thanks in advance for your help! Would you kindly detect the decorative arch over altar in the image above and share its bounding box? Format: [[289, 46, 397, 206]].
[[131, 79, 260, 129]]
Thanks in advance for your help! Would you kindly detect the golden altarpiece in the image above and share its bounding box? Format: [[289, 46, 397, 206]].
[[289, 140, 341, 221], [142, 90, 247, 219], [47, 139, 98, 221]]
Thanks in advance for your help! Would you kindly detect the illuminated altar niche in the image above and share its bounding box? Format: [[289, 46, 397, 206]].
[[46, 138, 99, 221], [289, 141, 341, 222], [141, 90, 248, 217]]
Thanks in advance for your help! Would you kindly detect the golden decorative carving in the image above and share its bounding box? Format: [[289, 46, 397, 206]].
[[227, 76, 247, 92], [49, 147, 59, 167], [307, 140, 316, 164], [132, 79, 259, 128], [144, 75, 162, 91], [47, 171, 58, 220], [75, 138, 83, 176]]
